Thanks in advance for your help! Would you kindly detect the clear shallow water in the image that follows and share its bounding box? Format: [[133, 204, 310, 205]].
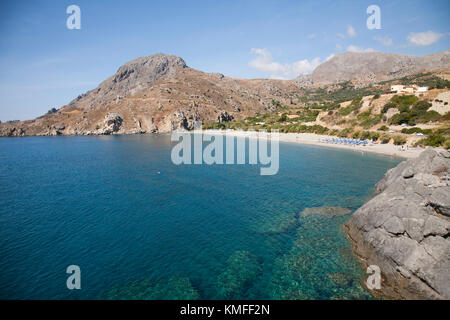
[[0, 135, 401, 299]]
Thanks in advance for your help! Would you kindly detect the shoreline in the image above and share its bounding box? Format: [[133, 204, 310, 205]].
[[203, 129, 427, 159], [0, 130, 432, 159]]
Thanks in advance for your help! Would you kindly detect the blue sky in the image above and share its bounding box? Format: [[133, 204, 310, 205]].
[[0, 0, 449, 121]]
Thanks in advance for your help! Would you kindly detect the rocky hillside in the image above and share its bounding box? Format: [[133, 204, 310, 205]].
[[0, 54, 306, 137], [345, 148, 450, 299], [205, 69, 450, 149], [310, 50, 450, 86], [1, 50, 449, 137], [71, 54, 187, 108]]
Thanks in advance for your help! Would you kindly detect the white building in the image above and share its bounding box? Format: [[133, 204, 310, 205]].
[[403, 87, 415, 94], [391, 85, 404, 92], [417, 87, 428, 93], [390, 85, 427, 94]]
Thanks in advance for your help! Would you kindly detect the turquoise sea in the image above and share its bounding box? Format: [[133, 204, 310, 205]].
[[0, 134, 401, 299]]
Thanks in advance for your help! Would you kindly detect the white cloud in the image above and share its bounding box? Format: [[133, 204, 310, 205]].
[[374, 36, 393, 47], [347, 25, 356, 38], [248, 48, 285, 74], [407, 31, 443, 46], [307, 33, 316, 39], [291, 57, 321, 75], [269, 75, 288, 80], [347, 45, 376, 53], [337, 33, 346, 39], [325, 54, 335, 61], [248, 48, 322, 79]]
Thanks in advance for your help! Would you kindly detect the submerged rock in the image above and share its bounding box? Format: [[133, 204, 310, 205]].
[[255, 212, 299, 235], [104, 276, 199, 300], [301, 206, 352, 218], [216, 251, 261, 299], [268, 214, 371, 300], [328, 272, 354, 287], [345, 148, 450, 300]]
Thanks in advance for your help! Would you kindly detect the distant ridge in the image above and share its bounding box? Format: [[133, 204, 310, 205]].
[[308, 50, 450, 86]]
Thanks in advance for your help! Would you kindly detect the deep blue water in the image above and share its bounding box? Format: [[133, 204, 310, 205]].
[[0, 134, 401, 299]]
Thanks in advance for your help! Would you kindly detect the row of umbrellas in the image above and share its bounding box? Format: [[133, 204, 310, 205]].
[[320, 138, 369, 145]]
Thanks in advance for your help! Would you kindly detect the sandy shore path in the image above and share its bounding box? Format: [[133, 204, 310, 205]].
[[203, 129, 427, 159]]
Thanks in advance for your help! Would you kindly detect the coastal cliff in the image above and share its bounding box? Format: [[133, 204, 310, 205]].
[[345, 148, 450, 299]]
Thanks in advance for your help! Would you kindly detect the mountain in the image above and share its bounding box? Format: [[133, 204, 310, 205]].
[[72, 54, 188, 108], [0, 53, 306, 136], [310, 50, 450, 86], [1, 50, 449, 137]]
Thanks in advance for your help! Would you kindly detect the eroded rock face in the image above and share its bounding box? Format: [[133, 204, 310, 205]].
[[158, 109, 200, 132], [0, 126, 25, 137], [345, 148, 450, 300], [100, 112, 123, 135]]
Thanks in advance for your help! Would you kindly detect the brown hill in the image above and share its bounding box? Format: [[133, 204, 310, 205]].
[[0, 53, 306, 136]]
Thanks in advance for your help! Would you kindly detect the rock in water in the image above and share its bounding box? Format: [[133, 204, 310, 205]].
[[301, 206, 352, 218], [254, 211, 298, 235], [216, 251, 261, 299], [268, 213, 371, 300], [104, 276, 199, 300], [345, 148, 450, 300]]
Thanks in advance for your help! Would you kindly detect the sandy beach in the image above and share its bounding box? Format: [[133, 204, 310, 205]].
[[203, 129, 427, 159]]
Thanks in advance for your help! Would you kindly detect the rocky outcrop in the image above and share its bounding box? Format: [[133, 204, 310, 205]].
[[345, 148, 450, 299], [0, 126, 25, 137], [101, 112, 123, 135], [216, 110, 234, 123]]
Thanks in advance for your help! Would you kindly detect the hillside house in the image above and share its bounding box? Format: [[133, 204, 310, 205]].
[[390, 85, 427, 94], [391, 85, 404, 92], [417, 86, 429, 93]]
